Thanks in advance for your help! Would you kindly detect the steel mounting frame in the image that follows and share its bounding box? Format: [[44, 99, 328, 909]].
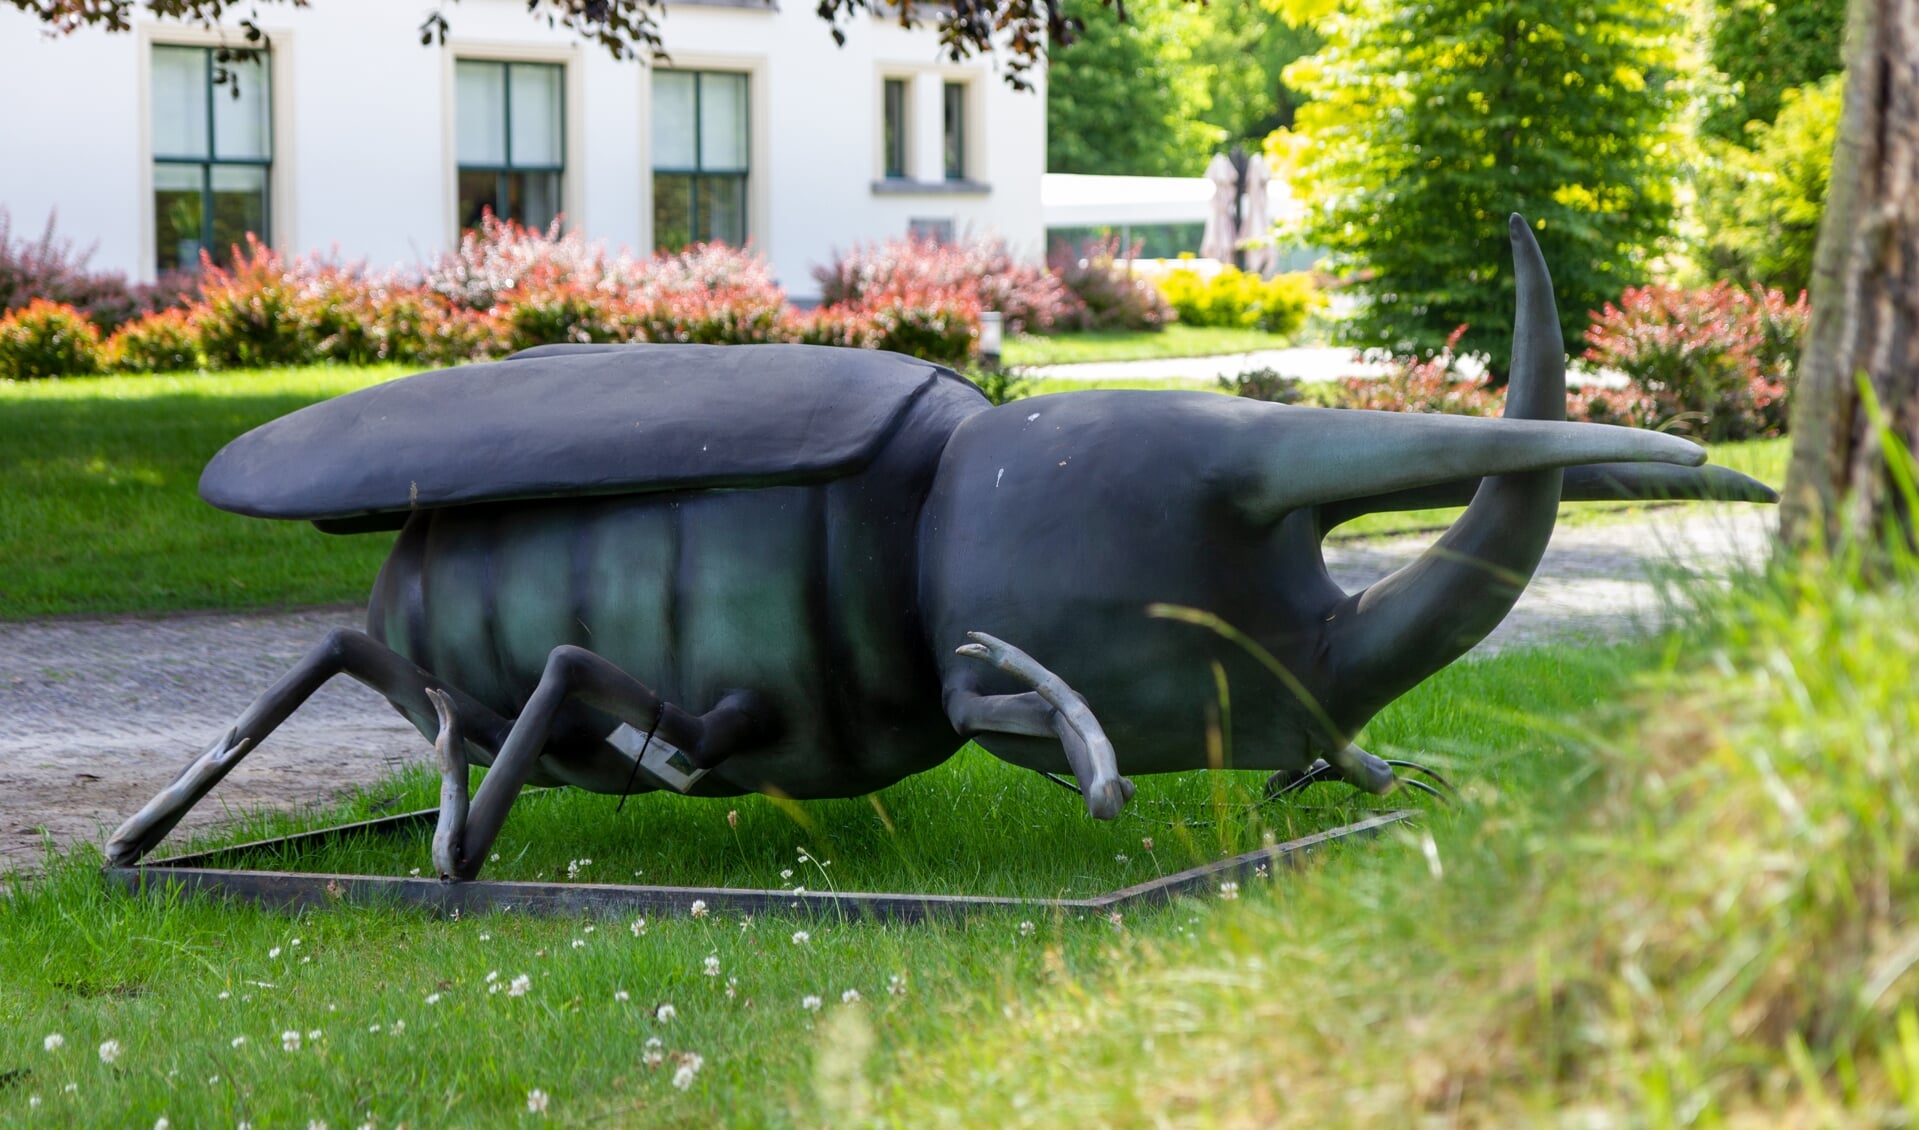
[[103, 808, 1417, 922]]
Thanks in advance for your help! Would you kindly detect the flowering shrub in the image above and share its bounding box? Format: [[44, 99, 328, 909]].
[[0, 210, 159, 331], [193, 237, 316, 369], [1156, 266, 1314, 336], [814, 237, 1074, 335], [1583, 283, 1807, 441], [628, 243, 789, 345], [105, 308, 202, 373], [0, 299, 104, 379], [1336, 326, 1504, 416], [1048, 235, 1171, 332]]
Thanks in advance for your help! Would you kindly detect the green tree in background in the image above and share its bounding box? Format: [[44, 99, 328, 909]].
[[1047, 0, 1318, 176], [1697, 74, 1843, 295], [1701, 0, 1845, 141], [1277, 0, 1683, 374]]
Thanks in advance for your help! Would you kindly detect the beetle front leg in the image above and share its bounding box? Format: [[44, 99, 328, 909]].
[[951, 631, 1134, 819]]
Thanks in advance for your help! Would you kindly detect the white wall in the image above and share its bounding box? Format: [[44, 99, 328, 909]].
[[0, 0, 1045, 299]]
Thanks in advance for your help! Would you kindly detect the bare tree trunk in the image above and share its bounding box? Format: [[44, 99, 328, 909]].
[[1780, 0, 1919, 553]]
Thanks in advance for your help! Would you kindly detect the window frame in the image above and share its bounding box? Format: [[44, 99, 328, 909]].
[[881, 76, 909, 180], [942, 79, 966, 181], [649, 67, 752, 252], [453, 58, 568, 232], [148, 42, 275, 274]]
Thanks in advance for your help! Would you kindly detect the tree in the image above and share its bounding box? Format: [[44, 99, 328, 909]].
[[1780, 0, 1919, 554], [1046, 0, 1317, 176], [1701, 0, 1845, 142], [8, 0, 1097, 89], [1277, 0, 1682, 375], [1045, 0, 1219, 176], [1696, 74, 1842, 296]]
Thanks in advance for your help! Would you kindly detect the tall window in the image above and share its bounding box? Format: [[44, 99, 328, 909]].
[[881, 78, 908, 179], [653, 70, 748, 251], [455, 60, 564, 231], [151, 45, 271, 272], [942, 81, 966, 181]]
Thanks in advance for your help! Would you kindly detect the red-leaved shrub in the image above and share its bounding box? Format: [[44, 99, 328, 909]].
[[1582, 283, 1807, 441], [1048, 235, 1171, 332], [0, 298, 104, 379], [105, 308, 202, 373], [0, 210, 161, 332], [193, 237, 316, 370], [1337, 326, 1505, 416], [814, 236, 1073, 335]]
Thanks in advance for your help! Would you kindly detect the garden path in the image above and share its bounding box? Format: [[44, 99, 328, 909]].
[[1016, 345, 1385, 384], [0, 507, 1775, 873]]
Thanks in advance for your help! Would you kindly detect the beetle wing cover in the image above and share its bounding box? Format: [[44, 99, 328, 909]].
[[200, 344, 982, 523]]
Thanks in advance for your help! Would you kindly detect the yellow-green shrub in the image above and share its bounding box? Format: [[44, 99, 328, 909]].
[[1156, 266, 1313, 336]]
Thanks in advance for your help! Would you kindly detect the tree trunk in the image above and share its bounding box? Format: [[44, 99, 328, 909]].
[[1779, 0, 1919, 553]]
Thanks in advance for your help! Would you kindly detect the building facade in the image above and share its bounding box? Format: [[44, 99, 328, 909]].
[[0, 0, 1046, 300]]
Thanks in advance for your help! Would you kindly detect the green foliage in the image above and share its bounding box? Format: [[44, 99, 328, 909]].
[[1046, 0, 1318, 176], [1701, 0, 1845, 142], [1696, 74, 1842, 296], [1279, 0, 1683, 375], [1156, 266, 1314, 335], [0, 298, 103, 380]]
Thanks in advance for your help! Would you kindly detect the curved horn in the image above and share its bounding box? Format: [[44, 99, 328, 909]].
[[1324, 215, 1581, 723]]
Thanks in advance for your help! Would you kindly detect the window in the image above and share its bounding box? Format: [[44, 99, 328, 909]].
[[151, 45, 271, 273], [455, 60, 564, 231], [882, 78, 908, 179], [942, 81, 966, 181], [652, 70, 749, 251]]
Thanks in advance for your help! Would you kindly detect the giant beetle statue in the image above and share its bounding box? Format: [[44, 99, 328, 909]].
[[107, 218, 1776, 878]]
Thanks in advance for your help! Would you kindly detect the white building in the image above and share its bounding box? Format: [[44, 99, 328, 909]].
[[0, 1, 1046, 300]]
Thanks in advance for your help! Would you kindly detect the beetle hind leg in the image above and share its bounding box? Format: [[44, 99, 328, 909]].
[[949, 631, 1134, 819], [105, 629, 507, 867]]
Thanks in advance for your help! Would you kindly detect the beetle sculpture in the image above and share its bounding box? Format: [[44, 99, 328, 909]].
[[107, 218, 1776, 878]]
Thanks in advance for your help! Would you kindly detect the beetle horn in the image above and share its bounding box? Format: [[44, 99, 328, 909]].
[[1322, 214, 1587, 719]]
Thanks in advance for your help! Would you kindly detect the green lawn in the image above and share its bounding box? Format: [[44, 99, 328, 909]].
[[1003, 324, 1298, 368], [0, 367, 405, 618], [0, 641, 1635, 1127]]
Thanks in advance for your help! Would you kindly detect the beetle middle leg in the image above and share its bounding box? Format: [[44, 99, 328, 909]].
[[948, 631, 1134, 820], [433, 645, 775, 881]]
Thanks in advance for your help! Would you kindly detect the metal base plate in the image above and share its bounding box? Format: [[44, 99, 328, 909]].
[[102, 809, 1416, 922]]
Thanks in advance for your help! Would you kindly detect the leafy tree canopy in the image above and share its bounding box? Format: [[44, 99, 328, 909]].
[[1047, 0, 1317, 176], [1702, 0, 1845, 141], [7, 0, 1123, 89], [1697, 74, 1843, 296], [1275, 0, 1683, 375]]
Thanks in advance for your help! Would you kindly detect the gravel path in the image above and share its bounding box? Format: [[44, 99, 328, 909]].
[[1018, 346, 1385, 384], [0, 506, 1775, 873]]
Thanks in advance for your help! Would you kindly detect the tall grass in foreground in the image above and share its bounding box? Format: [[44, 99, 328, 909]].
[[876, 554, 1919, 1126]]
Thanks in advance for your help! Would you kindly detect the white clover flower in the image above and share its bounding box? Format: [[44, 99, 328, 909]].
[[725, 977, 738, 1000], [28, 1096, 40, 1109], [490, 853, 500, 862], [307, 1121, 327, 1130], [642, 1048, 664, 1067], [231, 1036, 247, 1048], [98, 1040, 122, 1064], [672, 1053, 703, 1090], [888, 973, 907, 996], [508, 974, 531, 997], [300, 956, 311, 964], [689, 900, 708, 919], [571, 938, 586, 949], [281, 1030, 301, 1052], [368, 1023, 383, 1033], [726, 809, 739, 828], [63, 1083, 77, 1094], [154, 1117, 170, 1129], [1017, 920, 1036, 937], [208, 1075, 218, 1085], [703, 955, 721, 977], [1219, 881, 1240, 900], [43, 1033, 63, 1052], [290, 938, 301, 948], [779, 869, 793, 881], [526, 1088, 549, 1115], [801, 994, 822, 1012], [583, 924, 595, 934], [791, 930, 810, 945], [218, 991, 230, 1000], [489, 983, 501, 994], [644, 1036, 664, 1051], [1108, 911, 1124, 929], [485, 970, 500, 983], [655, 1003, 677, 1022], [479, 932, 492, 942], [268, 947, 282, 959], [614, 990, 631, 1003], [306, 1029, 322, 1041], [425, 993, 442, 1005], [630, 917, 648, 937], [841, 989, 862, 1004], [390, 1020, 404, 1034], [1141, 837, 1155, 852]]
